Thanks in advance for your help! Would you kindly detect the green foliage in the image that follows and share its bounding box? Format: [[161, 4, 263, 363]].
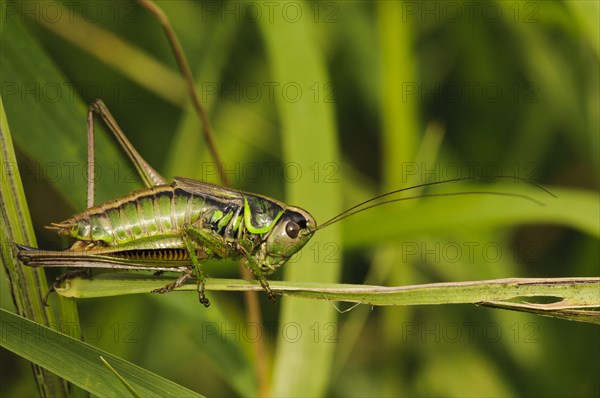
[[1, 1, 598, 397], [54, 275, 600, 325], [0, 309, 202, 397]]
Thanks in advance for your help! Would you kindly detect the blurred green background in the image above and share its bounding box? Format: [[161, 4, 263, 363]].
[[1, 0, 598, 396]]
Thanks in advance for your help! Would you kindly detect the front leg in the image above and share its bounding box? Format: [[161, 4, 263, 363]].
[[186, 226, 276, 303], [237, 240, 276, 303], [243, 253, 276, 303], [183, 225, 233, 307]]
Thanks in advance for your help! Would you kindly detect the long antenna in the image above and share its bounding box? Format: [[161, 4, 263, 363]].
[[313, 176, 556, 231]]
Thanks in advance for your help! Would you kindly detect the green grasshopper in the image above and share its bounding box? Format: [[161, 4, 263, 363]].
[[16, 101, 552, 307], [16, 99, 318, 307]]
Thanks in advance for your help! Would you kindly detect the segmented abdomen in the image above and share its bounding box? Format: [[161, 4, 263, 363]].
[[55, 185, 228, 246]]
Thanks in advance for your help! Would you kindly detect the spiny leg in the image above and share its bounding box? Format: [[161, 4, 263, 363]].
[[182, 225, 233, 308], [87, 99, 166, 189], [152, 268, 194, 294], [149, 250, 208, 308], [62, 102, 164, 302], [181, 232, 210, 307], [235, 239, 276, 302], [38, 101, 97, 307], [184, 224, 278, 304], [243, 252, 276, 303], [86, 105, 96, 208]]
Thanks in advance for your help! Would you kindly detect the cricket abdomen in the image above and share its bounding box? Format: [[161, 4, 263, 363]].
[[51, 184, 235, 246]]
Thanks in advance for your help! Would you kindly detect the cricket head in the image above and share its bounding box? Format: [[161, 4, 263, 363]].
[[259, 206, 316, 274]]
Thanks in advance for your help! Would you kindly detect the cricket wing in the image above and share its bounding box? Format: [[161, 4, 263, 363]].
[[173, 177, 243, 205]]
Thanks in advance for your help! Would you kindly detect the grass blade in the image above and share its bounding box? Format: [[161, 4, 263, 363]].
[[259, 3, 342, 395], [1, 95, 70, 397], [53, 275, 600, 325], [0, 308, 203, 397], [100, 356, 142, 398]]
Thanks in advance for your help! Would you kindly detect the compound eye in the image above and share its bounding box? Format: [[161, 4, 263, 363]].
[[285, 222, 300, 239]]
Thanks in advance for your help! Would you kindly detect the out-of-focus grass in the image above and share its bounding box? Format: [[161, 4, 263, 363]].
[[1, 1, 598, 397]]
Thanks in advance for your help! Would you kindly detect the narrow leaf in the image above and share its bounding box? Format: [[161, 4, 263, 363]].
[[0, 309, 203, 398], [54, 275, 600, 325]]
